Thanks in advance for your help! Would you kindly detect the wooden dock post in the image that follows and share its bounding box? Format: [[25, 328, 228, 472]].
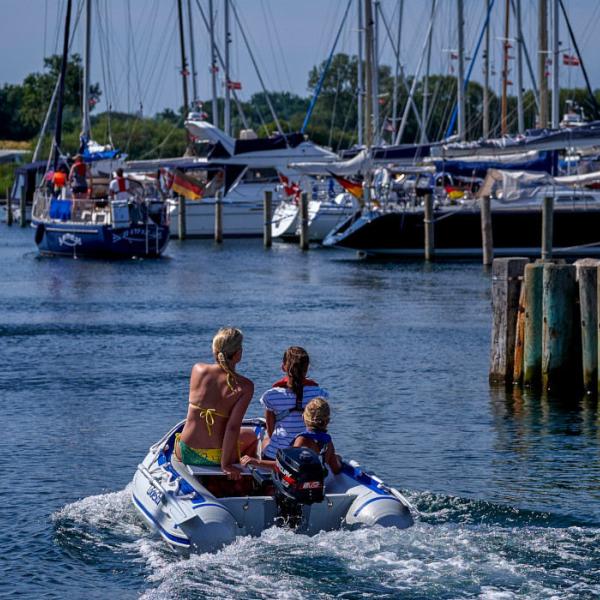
[[424, 193, 434, 261], [6, 189, 12, 226], [263, 190, 272, 248], [480, 196, 493, 266], [19, 185, 26, 227], [215, 191, 223, 244], [489, 257, 529, 384], [299, 192, 309, 251], [542, 263, 578, 391], [513, 282, 527, 384], [523, 263, 544, 387], [178, 196, 186, 241], [575, 260, 598, 394], [541, 195, 554, 260]]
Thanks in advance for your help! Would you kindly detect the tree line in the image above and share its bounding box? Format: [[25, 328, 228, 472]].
[[1, 53, 598, 160]]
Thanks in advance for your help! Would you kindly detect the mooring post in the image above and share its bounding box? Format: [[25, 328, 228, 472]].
[[6, 188, 12, 226], [542, 263, 578, 391], [513, 281, 527, 384], [178, 195, 186, 241], [489, 257, 529, 384], [263, 190, 272, 248], [523, 263, 544, 387], [541, 195, 554, 260], [480, 195, 493, 266], [424, 193, 434, 261], [300, 191, 309, 251], [19, 185, 26, 227], [575, 260, 598, 394], [215, 190, 223, 244]]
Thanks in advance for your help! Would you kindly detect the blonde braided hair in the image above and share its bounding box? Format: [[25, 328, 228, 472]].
[[212, 327, 243, 391], [303, 397, 330, 431]]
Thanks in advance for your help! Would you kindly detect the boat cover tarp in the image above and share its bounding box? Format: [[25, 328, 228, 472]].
[[434, 122, 600, 158], [289, 149, 370, 176], [49, 198, 72, 220], [433, 151, 556, 178]]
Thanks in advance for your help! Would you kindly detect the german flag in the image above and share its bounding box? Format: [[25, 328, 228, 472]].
[[171, 169, 205, 200], [330, 172, 363, 200]]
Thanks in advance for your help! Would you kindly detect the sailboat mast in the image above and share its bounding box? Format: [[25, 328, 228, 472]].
[[501, 0, 510, 135], [53, 0, 73, 170], [364, 0, 374, 147], [515, 0, 525, 133], [224, 0, 231, 136], [176, 0, 190, 115], [187, 0, 198, 102], [82, 0, 91, 139], [538, 0, 549, 127], [420, 0, 434, 144], [209, 0, 219, 128], [483, 0, 490, 138], [551, 0, 559, 128], [456, 0, 466, 140], [372, 0, 380, 144], [391, 0, 403, 144], [357, 0, 364, 146]]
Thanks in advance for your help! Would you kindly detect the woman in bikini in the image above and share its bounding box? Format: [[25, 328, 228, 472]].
[[175, 327, 254, 480]]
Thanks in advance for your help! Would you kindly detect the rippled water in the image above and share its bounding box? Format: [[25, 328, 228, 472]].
[[1, 226, 599, 599]]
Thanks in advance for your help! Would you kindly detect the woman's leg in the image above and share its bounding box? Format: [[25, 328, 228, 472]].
[[238, 427, 259, 458]]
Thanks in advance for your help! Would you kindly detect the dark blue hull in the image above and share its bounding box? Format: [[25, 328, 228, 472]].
[[32, 220, 170, 258]]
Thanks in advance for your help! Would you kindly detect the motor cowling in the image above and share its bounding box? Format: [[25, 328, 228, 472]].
[[274, 447, 325, 506]]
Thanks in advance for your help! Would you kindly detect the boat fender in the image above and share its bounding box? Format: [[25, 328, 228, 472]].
[[35, 223, 45, 245]]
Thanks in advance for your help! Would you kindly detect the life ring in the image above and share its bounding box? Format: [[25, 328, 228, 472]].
[[34, 223, 45, 245]]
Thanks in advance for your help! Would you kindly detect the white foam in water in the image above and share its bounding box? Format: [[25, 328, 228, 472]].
[[54, 489, 600, 599]]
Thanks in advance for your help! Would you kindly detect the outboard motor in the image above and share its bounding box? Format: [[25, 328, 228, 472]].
[[273, 447, 325, 528]]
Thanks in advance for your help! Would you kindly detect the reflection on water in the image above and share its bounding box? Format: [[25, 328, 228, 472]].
[[489, 385, 600, 522]]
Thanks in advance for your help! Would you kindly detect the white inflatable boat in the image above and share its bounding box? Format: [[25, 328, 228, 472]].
[[131, 419, 414, 552]]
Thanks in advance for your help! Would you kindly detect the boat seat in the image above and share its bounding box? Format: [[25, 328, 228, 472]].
[[92, 212, 107, 224], [185, 463, 271, 478], [80, 210, 93, 222]]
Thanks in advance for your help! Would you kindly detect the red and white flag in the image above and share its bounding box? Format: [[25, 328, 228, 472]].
[[226, 80, 242, 90], [278, 172, 301, 202], [563, 54, 580, 66]]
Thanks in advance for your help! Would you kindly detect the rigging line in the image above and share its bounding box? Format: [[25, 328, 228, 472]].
[[136, 0, 162, 101], [301, 0, 352, 135], [377, 1, 427, 140], [146, 22, 177, 118], [267, 0, 294, 93], [260, 0, 285, 96], [230, 0, 285, 137], [194, 0, 249, 130], [444, 0, 496, 140], [336, 87, 358, 151]]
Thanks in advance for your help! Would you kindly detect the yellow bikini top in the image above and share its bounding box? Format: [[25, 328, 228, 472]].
[[188, 404, 228, 436]]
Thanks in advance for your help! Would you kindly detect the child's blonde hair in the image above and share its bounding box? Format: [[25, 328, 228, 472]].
[[303, 397, 330, 430]]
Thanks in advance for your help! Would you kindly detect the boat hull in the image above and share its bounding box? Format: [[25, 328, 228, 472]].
[[325, 204, 600, 257], [131, 420, 414, 553], [33, 220, 170, 258]]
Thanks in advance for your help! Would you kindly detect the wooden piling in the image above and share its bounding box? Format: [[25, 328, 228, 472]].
[[541, 195, 553, 260], [424, 193, 434, 261], [178, 195, 186, 241], [575, 261, 598, 394], [489, 257, 529, 384], [523, 263, 544, 387], [6, 189, 12, 226], [299, 192, 309, 251], [215, 191, 223, 244], [542, 263, 578, 391], [263, 190, 272, 248], [513, 281, 526, 384], [19, 185, 26, 227], [480, 195, 493, 266]]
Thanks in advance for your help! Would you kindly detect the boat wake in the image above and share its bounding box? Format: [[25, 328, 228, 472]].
[[52, 488, 600, 599]]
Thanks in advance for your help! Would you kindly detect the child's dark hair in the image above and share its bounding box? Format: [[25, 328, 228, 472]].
[[283, 346, 310, 410]]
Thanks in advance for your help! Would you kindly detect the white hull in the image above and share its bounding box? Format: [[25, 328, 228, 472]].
[[272, 199, 357, 242], [131, 420, 414, 553]]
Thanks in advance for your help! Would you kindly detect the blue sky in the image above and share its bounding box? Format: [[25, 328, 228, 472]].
[[1, 0, 599, 118]]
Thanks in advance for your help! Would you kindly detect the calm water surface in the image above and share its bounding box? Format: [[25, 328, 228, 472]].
[[0, 226, 599, 599]]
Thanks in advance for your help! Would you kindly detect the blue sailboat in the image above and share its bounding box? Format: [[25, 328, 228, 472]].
[[31, 0, 170, 259]]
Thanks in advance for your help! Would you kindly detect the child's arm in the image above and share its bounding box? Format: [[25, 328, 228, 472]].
[[324, 442, 342, 474], [265, 410, 276, 437]]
